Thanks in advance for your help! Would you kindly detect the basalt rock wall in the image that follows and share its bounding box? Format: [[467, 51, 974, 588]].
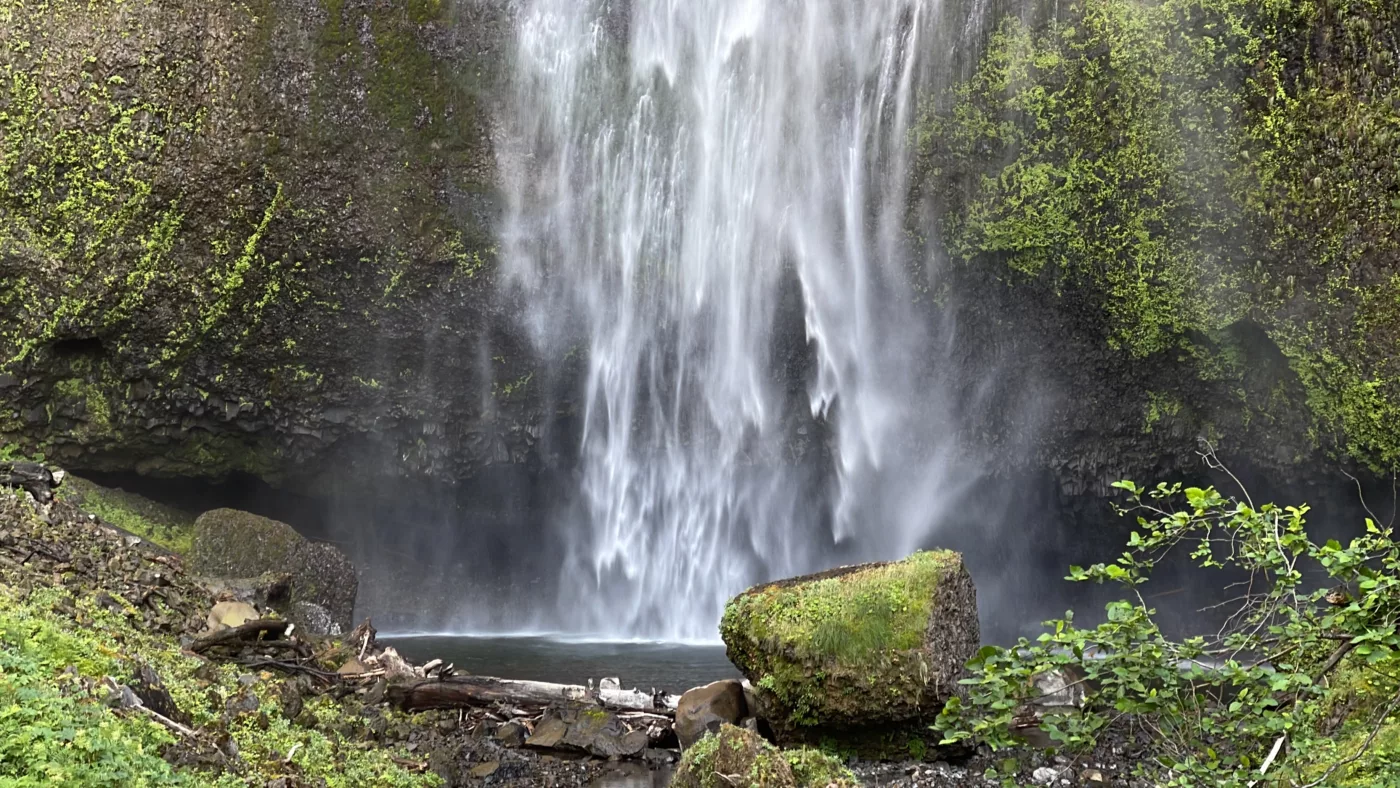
[[1, 0, 1396, 503], [0, 0, 561, 490]]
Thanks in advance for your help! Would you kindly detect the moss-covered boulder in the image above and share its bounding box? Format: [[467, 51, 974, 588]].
[[191, 508, 357, 634], [720, 550, 978, 736], [671, 724, 860, 788]]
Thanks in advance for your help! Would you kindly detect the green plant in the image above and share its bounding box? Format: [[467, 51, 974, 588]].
[[937, 460, 1400, 786]]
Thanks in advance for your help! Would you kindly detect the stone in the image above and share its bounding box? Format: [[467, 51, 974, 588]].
[[1032, 766, 1060, 785], [225, 690, 261, 718], [720, 550, 978, 736], [204, 572, 293, 609], [495, 721, 527, 748], [525, 715, 569, 749], [191, 509, 358, 632], [675, 679, 748, 749], [206, 601, 259, 632], [337, 658, 367, 676], [468, 761, 500, 779], [1081, 768, 1107, 783], [1030, 666, 1088, 710], [288, 601, 337, 637]]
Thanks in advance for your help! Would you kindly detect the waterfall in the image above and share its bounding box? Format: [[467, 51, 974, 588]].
[[501, 0, 950, 641]]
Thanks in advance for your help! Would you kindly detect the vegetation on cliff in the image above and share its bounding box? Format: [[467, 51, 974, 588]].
[[920, 0, 1400, 471], [0, 0, 522, 484]]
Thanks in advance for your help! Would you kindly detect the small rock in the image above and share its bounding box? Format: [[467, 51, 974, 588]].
[[1082, 768, 1107, 783], [675, 679, 747, 749], [225, 690, 260, 718], [469, 761, 500, 779], [496, 721, 527, 748], [288, 600, 338, 637], [337, 658, 367, 676], [280, 683, 303, 721], [526, 715, 570, 749], [206, 601, 259, 632], [1032, 766, 1059, 785], [237, 673, 260, 687]]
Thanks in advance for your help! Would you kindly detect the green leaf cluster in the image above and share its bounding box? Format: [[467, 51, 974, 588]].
[[937, 477, 1400, 786]]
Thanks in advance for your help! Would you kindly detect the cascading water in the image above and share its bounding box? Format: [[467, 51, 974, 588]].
[[501, 0, 963, 641]]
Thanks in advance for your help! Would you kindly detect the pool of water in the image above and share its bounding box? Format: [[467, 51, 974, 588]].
[[384, 634, 739, 694]]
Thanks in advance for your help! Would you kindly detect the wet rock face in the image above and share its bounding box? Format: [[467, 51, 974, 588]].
[[191, 508, 357, 632], [721, 551, 979, 738], [0, 0, 547, 490]]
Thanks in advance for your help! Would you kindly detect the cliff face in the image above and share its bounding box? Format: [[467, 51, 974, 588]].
[[0, 0, 554, 486], [916, 0, 1400, 493], [1, 0, 1395, 497]]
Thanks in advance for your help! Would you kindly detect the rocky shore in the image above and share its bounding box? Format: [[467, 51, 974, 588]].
[[0, 464, 1160, 787], [2, 464, 1391, 786]]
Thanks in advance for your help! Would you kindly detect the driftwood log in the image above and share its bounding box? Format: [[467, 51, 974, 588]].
[[387, 676, 680, 716], [0, 461, 58, 502], [191, 619, 291, 654]]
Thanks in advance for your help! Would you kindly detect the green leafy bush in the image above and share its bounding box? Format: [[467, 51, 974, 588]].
[[937, 471, 1400, 786]]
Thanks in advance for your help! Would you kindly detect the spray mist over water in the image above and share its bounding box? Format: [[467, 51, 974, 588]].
[[502, 0, 966, 641]]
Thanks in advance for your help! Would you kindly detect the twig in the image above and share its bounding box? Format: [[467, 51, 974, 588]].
[[235, 658, 342, 683], [1315, 640, 1358, 683], [137, 706, 197, 738], [1246, 735, 1286, 787]]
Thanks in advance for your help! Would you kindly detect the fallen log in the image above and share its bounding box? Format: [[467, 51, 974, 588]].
[[191, 619, 291, 654], [387, 675, 680, 716], [0, 461, 58, 502]]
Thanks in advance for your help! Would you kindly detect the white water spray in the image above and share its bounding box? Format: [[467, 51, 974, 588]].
[[501, 0, 953, 640]]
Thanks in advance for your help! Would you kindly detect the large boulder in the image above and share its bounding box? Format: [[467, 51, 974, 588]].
[[671, 725, 858, 788], [720, 550, 978, 736], [191, 509, 357, 634]]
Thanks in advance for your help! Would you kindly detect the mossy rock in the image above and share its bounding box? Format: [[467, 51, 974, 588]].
[[191, 508, 357, 633], [721, 550, 978, 735], [672, 724, 860, 788]]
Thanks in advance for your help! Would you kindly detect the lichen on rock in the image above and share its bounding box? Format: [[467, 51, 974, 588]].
[[720, 550, 978, 734]]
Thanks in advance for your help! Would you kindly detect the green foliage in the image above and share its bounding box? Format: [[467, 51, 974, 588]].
[[0, 647, 187, 787], [674, 725, 859, 787], [0, 583, 438, 787], [921, 0, 1400, 468], [785, 746, 861, 787], [937, 476, 1400, 786]]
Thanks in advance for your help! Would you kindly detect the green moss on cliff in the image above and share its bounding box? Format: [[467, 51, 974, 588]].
[[921, 0, 1400, 469], [0, 0, 504, 480]]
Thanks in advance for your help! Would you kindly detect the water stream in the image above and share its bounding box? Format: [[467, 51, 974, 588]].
[[502, 0, 965, 641]]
